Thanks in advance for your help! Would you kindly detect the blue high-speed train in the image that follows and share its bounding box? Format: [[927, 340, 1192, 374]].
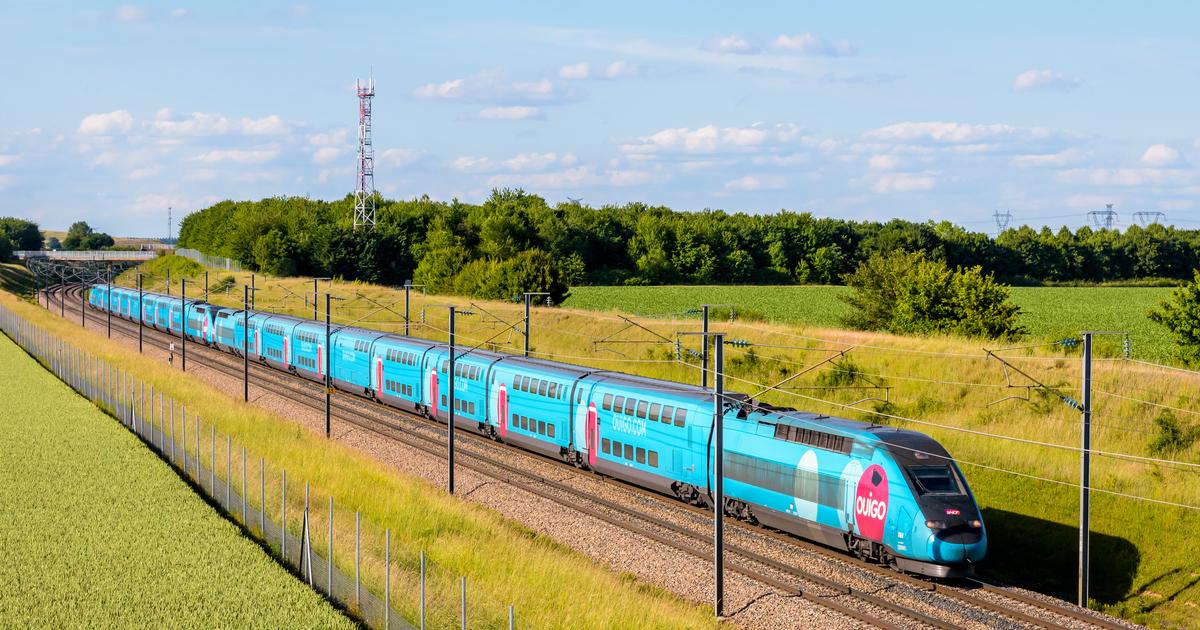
[[89, 283, 987, 577]]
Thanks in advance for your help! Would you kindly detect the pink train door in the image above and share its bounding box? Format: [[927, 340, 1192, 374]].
[[374, 355, 383, 395], [317, 344, 323, 377], [427, 368, 439, 419], [586, 403, 598, 467], [497, 384, 509, 438]]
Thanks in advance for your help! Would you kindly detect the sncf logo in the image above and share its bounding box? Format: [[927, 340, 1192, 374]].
[[854, 464, 889, 542]]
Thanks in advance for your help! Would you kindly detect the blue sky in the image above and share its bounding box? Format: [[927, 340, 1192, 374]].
[[2, 1, 1199, 236]]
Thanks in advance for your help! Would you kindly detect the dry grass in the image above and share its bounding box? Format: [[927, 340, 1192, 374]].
[[114, 261, 1200, 627]]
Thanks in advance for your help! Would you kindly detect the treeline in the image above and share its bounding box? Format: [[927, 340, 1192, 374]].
[[0, 217, 43, 259], [179, 190, 1200, 301]]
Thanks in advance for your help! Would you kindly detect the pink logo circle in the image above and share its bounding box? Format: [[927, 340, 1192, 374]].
[[854, 464, 889, 542]]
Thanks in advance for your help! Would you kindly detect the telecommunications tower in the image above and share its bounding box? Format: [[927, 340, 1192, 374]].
[[353, 77, 376, 230]]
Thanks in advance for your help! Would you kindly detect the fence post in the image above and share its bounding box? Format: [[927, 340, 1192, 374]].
[[420, 550, 425, 630], [385, 529, 390, 630], [210, 426, 215, 493], [260, 458, 266, 536], [328, 496, 334, 596], [355, 511, 361, 611], [181, 403, 186, 471], [304, 481, 312, 584], [226, 434, 231, 506], [195, 415, 200, 481], [281, 469, 287, 561], [461, 576, 467, 630], [509, 605, 514, 630], [242, 446, 247, 524]]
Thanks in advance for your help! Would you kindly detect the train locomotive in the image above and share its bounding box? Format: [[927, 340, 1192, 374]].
[[88, 283, 987, 577]]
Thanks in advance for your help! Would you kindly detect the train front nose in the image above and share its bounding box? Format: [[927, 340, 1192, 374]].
[[925, 519, 987, 564]]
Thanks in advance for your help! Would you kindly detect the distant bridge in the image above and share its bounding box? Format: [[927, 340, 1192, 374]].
[[14, 250, 159, 261]]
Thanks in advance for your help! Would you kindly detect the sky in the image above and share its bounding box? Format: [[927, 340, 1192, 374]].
[[2, 1, 1200, 236]]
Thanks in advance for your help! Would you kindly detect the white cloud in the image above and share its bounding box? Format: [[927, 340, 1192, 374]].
[[770, 33, 855, 57], [0, 154, 17, 167], [452, 156, 495, 172], [602, 61, 638, 78], [620, 122, 803, 155], [501, 152, 576, 172], [112, 5, 147, 22], [872, 173, 936, 193], [126, 165, 161, 180], [865, 121, 1056, 144], [413, 71, 572, 104], [485, 167, 593, 189], [1060, 167, 1193, 187], [78, 110, 134, 135], [312, 146, 342, 165], [194, 148, 280, 164], [170, 8, 190, 18], [308, 129, 349, 146], [725, 175, 786, 191], [1011, 149, 1082, 167], [867, 154, 898, 170], [478, 106, 543, 121], [151, 110, 290, 136], [701, 35, 757, 55], [1140, 144, 1180, 166], [378, 148, 421, 167], [1013, 69, 1081, 92], [607, 169, 656, 186], [558, 63, 590, 80]]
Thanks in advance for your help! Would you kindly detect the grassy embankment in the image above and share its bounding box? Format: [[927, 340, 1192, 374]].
[[564, 285, 1178, 364], [0, 287, 722, 629], [0, 331, 353, 627], [116, 258, 1199, 628]]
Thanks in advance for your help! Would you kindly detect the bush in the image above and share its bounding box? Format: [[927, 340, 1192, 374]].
[[1148, 411, 1198, 456], [1149, 270, 1200, 365], [840, 250, 1024, 339]]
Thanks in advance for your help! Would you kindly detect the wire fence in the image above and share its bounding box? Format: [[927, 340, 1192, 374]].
[[176, 248, 244, 272], [0, 304, 518, 630]]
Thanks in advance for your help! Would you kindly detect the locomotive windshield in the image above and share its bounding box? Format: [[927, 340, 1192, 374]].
[[908, 466, 964, 495]]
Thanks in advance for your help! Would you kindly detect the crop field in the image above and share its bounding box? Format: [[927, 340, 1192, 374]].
[[563, 285, 1179, 363], [0, 332, 353, 628], [0, 288, 723, 629]]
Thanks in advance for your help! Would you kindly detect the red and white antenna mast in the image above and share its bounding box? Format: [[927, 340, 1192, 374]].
[[353, 76, 376, 230]]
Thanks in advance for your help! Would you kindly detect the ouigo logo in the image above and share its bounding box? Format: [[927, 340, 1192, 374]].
[[855, 464, 889, 542]]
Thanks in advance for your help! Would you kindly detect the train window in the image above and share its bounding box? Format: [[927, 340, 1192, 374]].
[[623, 399, 635, 415], [661, 406, 674, 424], [648, 451, 659, 468], [522, 417, 529, 430], [511, 413, 518, 425], [470, 402, 476, 414], [673, 408, 687, 427], [908, 466, 963, 495], [521, 376, 532, 391], [548, 424, 554, 438], [576, 389, 583, 404], [548, 383, 558, 398], [512, 375, 520, 389], [613, 396, 625, 413], [636, 401, 648, 419], [538, 381, 548, 397], [649, 403, 662, 422], [602, 394, 613, 411], [538, 420, 546, 435], [624, 444, 633, 461], [441, 395, 447, 408], [602, 438, 611, 454], [636, 447, 646, 464], [612, 441, 622, 457]]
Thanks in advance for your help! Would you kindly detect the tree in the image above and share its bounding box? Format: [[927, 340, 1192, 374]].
[[841, 250, 1023, 339], [0, 234, 12, 260], [0, 218, 43, 251], [47, 237, 61, 250], [1149, 270, 1200, 365]]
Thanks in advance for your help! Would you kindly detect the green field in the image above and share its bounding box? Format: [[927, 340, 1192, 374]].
[[563, 285, 1178, 362], [0, 333, 354, 628]]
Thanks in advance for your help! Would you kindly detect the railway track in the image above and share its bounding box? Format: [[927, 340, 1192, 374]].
[[43, 284, 1137, 630]]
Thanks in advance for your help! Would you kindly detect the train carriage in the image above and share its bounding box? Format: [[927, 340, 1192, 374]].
[[368, 335, 437, 411], [257, 314, 303, 372], [183, 302, 216, 345], [326, 327, 389, 397], [421, 347, 501, 434], [288, 321, 326, 382], [488, 357, 591, 460]]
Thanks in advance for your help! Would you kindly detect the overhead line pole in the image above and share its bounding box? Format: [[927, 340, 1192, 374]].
[[701, 305, 709, 388], [137, 273, 143, 353], [523, 292, 550, 357], [448, 306, 456, 494], [713, 333, 726, 618], [243, 285, 250, 403], [325, 292, 332, 438], [1079, 332, 1093, 608], [181, 279, 187, 372], [313, 277, 331, 322]]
